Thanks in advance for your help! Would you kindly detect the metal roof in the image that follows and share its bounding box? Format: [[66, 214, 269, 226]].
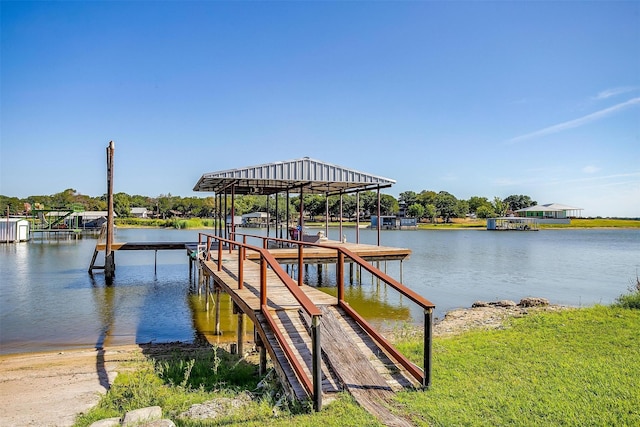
[[515, 203, 584, 213], [193, 157, 396, 195]]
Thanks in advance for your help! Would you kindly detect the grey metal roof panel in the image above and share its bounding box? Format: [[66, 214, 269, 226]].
[[193, 157, 396, 195]]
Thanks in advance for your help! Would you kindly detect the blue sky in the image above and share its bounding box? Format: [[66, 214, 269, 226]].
[[1, 1, 639, 217]]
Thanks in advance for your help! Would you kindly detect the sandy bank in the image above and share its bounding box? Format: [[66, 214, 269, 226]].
[[0, 304, 568, 426]]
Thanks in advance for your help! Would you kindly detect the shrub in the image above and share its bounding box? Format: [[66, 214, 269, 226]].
[[614, 274, 640, 309]]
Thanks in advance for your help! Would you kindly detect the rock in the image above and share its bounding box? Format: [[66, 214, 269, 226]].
[[491, 300, 517, 307], [89, 418, 121, 427], [519, 297, 550, 307], [122, 406, 162, 426], [138, 420, 176, 427], [179, 392, 253, 420], [472, 301, 489, 307]]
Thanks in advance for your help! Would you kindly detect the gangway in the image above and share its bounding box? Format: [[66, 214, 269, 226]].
[[196, 232, 434, 426]]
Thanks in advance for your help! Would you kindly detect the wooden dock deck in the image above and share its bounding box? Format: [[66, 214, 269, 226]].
[[200, 248, 421, 426], [88, 233, 432, 425], [258, 240, 411, 263]]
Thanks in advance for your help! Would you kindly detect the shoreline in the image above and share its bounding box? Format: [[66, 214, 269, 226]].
[[0, 302, 570, 426]]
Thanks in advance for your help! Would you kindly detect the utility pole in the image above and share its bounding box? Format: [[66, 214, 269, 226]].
[[105, 140, 115, 283]]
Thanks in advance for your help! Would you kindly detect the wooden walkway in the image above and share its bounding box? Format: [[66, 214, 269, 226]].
[[200, 248, 420, 427], [259, 241, 411, 263]]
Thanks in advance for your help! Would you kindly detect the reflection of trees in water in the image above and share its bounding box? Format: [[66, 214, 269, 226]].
[[90, 275, 115, 389]]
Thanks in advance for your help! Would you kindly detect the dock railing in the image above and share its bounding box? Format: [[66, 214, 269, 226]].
[[230, 231, 436, 388], [197, 232, 324, 410]]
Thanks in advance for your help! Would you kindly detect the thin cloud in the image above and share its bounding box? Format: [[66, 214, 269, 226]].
[[508, 97, 640, 144], [582, 165, 600, 174], [593, 86, 638, 100]]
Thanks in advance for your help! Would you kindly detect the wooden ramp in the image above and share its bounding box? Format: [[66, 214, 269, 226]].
[[200, 249, 419, 426]]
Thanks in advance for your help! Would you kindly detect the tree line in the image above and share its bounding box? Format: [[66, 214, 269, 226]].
[[0, 188, 536, 223]]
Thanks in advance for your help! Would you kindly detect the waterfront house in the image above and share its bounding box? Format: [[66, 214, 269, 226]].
[[130, 207, 149, 218], [515, 203, 583, 224]]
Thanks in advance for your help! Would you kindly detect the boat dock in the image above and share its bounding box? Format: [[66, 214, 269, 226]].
[[195, 231, 434, 425], [87, 156, 436, 424]]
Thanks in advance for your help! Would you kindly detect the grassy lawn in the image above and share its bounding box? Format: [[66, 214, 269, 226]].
[[76, 302, 640, 426], [394, 306, 640, 426]]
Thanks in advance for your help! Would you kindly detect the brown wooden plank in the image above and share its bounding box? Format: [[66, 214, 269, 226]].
[[317, 306, 414, 427]]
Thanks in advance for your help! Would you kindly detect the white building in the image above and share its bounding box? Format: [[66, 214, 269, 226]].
[[0, 218, 30, 242]]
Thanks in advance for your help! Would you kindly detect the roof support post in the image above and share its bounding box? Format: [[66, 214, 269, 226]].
[[356, 191, 360, 244], [377, 186, 381, 246], [286, 190, 290, 239], [216, 193, 220, 238], [266, 194, 270, 238], [275, 192, 280, 240], [231, 185, 236, 240], [325, 191, 329, 240], [224, 189, 228, 240], [339, 192, 343, 242], [298, 186, 304, 240]]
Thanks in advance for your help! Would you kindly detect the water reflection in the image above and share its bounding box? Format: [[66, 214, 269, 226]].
[[91, 275, 115, 389], [2, 228, 639, 355]]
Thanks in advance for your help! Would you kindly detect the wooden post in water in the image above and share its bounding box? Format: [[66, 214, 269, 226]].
[[105, 141, 116, 283], [214, 286, 221, 335]]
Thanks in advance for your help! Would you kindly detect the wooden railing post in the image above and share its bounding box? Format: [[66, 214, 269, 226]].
[[424, 308, 433, 388], [238, 245, 244, 290], [337, 251, 345, 303], [260, 256, 267, 307], [297, 243, 304, 286], [311, 314, 322, 411], [217, 237, 222, 271], [206, 236, 211, 261]]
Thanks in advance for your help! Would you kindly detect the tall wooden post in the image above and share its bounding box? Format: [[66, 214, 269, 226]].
[[105, 141, 115, 283]]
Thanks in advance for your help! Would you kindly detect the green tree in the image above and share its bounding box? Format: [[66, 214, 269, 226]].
[[358, 191, 378, 218], [0, 196, 23, 215], [455, 200, 470, 218], [435, 191, 458, 223], [468, 196, 491, 214], [113, 192, 131, 217], [407, 203, 425, 219], [416, 190, 437, 207], [399, 191, 417, 207], [493, 196, 507, 217], [476, 205, 496, 218], [380, 194, 399, 216], [424, 204, 437, 223], [503, 194, 537, 211]]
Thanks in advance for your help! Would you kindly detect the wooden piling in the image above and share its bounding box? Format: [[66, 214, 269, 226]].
[[105, 141, 115, 283]]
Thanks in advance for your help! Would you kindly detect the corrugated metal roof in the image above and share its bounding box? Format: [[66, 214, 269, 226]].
[[515, 203, 584, 213], [193, 157, 396, 195]]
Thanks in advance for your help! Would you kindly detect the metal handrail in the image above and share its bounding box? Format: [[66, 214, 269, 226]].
[[230, 231, 435, 387], [198, 232, 323, 409]]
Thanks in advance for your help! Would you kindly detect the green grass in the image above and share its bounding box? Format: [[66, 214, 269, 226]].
[[540, 218, 640, 228], [115, 217, 218, 229], [394, 306, 640, 426], [77, 301, 640, 426]]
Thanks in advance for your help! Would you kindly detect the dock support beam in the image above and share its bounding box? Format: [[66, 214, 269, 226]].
[[214, 287, 221, 335], [235, 303, 244, 356]]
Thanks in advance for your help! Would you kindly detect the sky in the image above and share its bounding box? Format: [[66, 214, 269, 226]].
[[1, 1, 639, 217]]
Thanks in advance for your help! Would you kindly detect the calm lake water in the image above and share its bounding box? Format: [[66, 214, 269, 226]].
[[1, 227, 638, 355]]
